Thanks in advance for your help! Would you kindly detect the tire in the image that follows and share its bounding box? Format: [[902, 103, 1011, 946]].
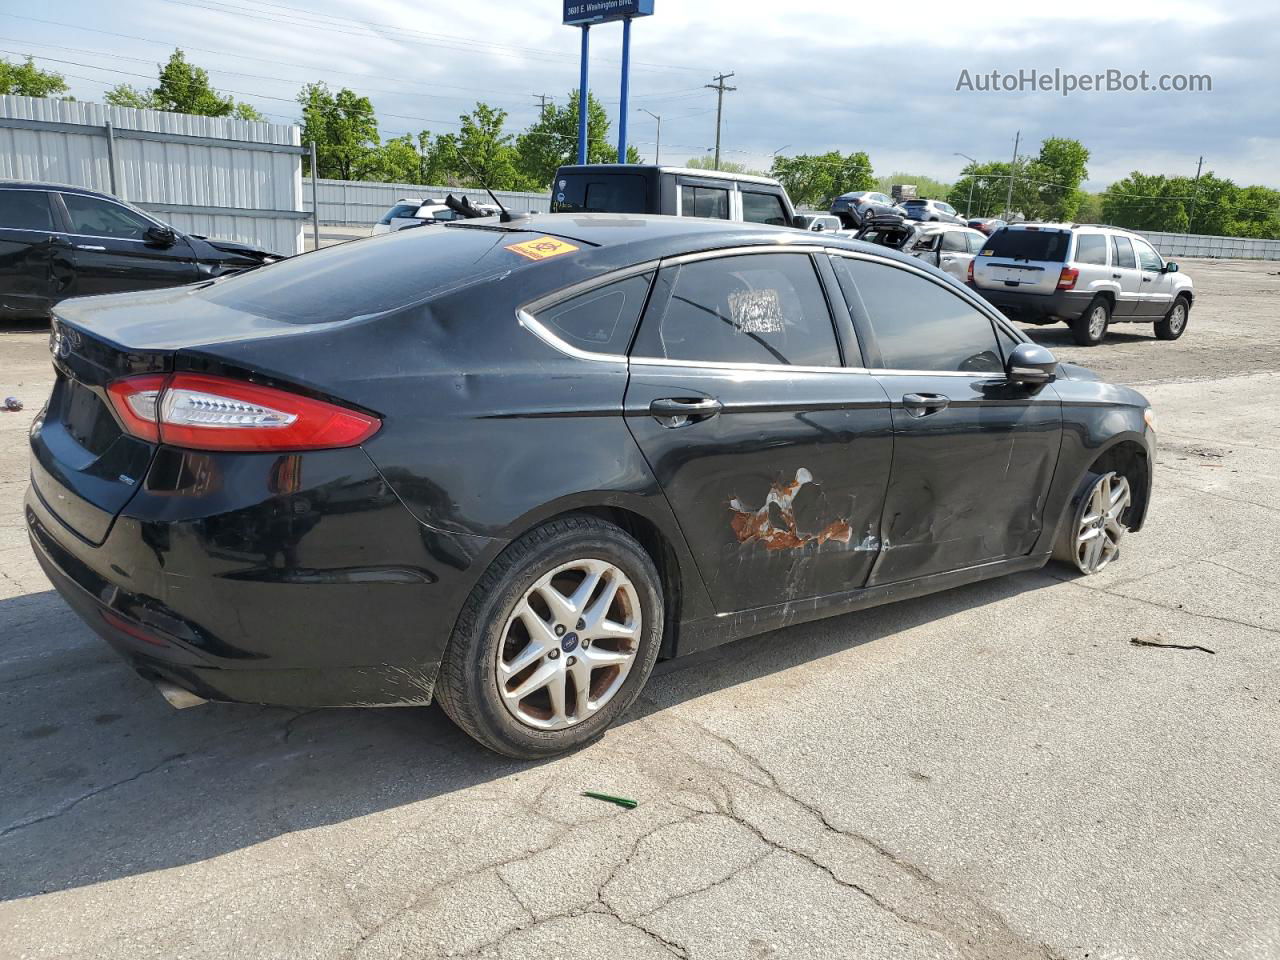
[[1071, 296, 1111, 346], [1154, 295, 1190, 341], [1052, 470, 1132, 574], [434, 515, 663, 759]]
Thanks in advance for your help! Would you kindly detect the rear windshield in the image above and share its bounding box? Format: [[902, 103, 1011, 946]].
[[983, 228, 1070, 262], [552, 174, 650, 214], [198, 226, 528, 324], [903, 199, 928, 206], [378, 203, 421, 224]]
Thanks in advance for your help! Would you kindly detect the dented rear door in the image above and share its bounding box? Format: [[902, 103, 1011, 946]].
[[623, 250, 893, 615]]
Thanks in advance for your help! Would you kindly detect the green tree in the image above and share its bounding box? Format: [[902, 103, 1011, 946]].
[[106, 49, 263, 120], [0, 56, 70, 98], [514, 90, 635, 188], [433, 102, 524, 189], [1075, 191, 1105, 224], [1031, 137, 1090, 220], [298, 82, 380, 181], [1229, 185, 1280, 239], [770, 151, 874, 208], [1101, 172, 1187, 232], [683, 155, 760, 174]]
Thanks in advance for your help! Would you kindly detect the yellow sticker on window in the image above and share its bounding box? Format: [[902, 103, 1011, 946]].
[[507, 236, 579, 261], [982, 249, 994, 256]]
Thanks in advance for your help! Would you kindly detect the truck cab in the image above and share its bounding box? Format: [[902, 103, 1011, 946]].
[[550, 164, 798, 228]]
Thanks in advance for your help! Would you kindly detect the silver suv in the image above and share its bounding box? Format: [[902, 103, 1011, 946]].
[[969, 223, 1194, 345]]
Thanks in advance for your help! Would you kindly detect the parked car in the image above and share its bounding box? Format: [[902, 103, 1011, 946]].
[[793, 213, 843, 233], [0, 181, 280, 321], [28, 213, 1155, 758], [550, 164, 797, 227], [968, 223, 1194, 345], [902, 198, 965, 224], [908, 224, 988, 281], [829, 191, 903, 229], [371, 197, 496, 235], [967, 217, 1007, 236], [851, 212, 923, 251]]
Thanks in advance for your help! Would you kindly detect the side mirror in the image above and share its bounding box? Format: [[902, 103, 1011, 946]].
[[145, 225, 177, 247], [1162, 261, 1178, 273], [792, 214, 812, 230], [1006, 341, 1057, 386]]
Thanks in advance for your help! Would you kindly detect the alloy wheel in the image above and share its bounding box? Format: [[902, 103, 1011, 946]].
[[1168, 302, 1187, 335], [496, 559, 642, 730], [1072, 472, 1131, 574], [1088, 305, 1109, 341]]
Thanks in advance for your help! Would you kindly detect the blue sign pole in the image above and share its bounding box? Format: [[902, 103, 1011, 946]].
[[576, 25, 590, 165], [617, 17, 631, 163]]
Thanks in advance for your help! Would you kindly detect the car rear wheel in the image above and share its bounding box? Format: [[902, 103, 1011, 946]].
[[1071, 297, 1111, 346], [1154, 296, 1190, 341], [1053, 470, 1131, 574], [435, 515, 663, 758]]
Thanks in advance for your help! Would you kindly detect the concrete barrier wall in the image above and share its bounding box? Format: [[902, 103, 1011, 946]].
[[1139, 231, 1280, 261]]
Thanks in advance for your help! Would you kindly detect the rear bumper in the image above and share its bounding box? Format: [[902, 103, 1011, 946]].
[[970, 286, 1094, 323], [25, 447, 497, 708]]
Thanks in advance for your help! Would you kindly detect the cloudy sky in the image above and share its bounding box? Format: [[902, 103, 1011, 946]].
[[4, 0, 1277, 189]]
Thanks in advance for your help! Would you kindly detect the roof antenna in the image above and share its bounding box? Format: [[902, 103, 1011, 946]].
[[454, 152, 528, 224]]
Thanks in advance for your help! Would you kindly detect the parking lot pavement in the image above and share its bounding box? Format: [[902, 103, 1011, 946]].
[[1, 259, 1277, 959]]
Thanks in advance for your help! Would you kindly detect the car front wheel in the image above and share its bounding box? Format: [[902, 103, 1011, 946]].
[[1155, 296, 1190, 341], [435, 515, 663, 758], [1054, 470, 1131, 574]]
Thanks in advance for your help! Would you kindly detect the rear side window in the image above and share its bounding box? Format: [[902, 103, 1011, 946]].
[[535, 272, 653, 355], [834, 257, 1002, 374], [633, 253, 838, 367], [966, 233, 985, 253], [379, 203, 421, 224], [1112, 236, 1137, 269], [1075, 234, 1108, 265], [983, 228, 1069, 262], [680, 185, 730, 220], [742, 191, 788, 226], [1, 190, 56, 231]]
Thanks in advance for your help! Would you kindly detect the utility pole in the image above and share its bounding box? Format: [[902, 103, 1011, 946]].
[[1187, 155, 1204, 234], [533, 93, 552, 118], [954, 151, 977, 218], [705, 71, 736, 170], [640, 109, 661, 164], [1003, 129, 1020, 220]]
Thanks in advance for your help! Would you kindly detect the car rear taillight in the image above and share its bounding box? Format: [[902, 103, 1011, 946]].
[[1057, 267, 1079, 290], [967, 260, 975, 283], [106, 374, 379, 452]]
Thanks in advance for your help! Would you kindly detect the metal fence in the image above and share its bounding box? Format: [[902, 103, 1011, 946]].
[[0, 95, 307, 256], [1139, 231, 1280, 261], [304, 178, 550, 226]]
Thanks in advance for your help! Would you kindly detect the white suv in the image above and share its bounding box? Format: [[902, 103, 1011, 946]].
[[372, 198, 469, 235], [969, 223, 1195, 345]]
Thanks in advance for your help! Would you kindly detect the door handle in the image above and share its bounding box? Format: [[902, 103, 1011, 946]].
[[1111, 273, 1122, 279], [75, 244, 107, 251], [649, 397, 722, 427], [1142, 276, 1152, 282], [902, 393, 950, 418]]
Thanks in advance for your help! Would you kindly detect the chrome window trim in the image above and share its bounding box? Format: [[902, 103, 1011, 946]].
[[867, 368, 1001, 378], [630, 355, 868, 375], [517, 310, 628, 364], [519, 259, 660, 317]]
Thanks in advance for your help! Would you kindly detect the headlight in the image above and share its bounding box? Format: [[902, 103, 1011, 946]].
[[1144, 407, 1157, 432]]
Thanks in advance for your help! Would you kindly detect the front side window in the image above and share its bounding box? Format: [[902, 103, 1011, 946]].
[[966, 233, 986, 253], [939, 203, 956, 215], [941, 231, 968, 252], [833, 257, 1002, 374], [61, 194, 154, 240], [535, 272, 653, 355], [1132, 237, 1163, 272], [633, 253, 839, 367], [1075, 234, 1108, 265], [1112, 236, 1137, 269], [680, 185, 730, 220], [741, 191, 788, 226]]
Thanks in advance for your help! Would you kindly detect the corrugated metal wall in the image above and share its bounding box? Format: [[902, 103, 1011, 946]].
[[1140, 231, 1280, 261], [303, 178, 550, 225], [0, 95, 306, 256]]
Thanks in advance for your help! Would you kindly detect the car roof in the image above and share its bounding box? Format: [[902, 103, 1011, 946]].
[[0, 179, 118, 201], [556, 164, 783, 187]]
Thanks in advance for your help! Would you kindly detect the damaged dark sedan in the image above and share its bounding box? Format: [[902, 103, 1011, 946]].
[[0, 181, 280, 321], [26, 213, 1156, 758]]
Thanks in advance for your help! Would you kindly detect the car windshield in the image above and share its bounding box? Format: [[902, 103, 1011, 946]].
[[983, 229, 1070, 262]]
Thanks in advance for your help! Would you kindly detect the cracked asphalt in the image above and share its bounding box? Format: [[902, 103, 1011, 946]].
[[2, 258, 1278, 959]]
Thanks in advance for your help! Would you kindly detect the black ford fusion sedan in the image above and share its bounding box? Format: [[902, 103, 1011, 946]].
[[27, 213, 1156, 758]]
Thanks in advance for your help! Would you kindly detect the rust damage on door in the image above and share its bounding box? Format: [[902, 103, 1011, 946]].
[[728, 468, 855, 551]]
